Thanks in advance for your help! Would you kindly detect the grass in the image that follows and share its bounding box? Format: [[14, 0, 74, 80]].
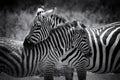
[[1, 72, 120, 80]]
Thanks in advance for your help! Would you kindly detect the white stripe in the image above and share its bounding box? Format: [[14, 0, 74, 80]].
[[86, 28, 100, 71], [85, 28, 94, 69], [112, 50, 120, 71], [106, 27, 120, 45], [107, 33, 120, 72]]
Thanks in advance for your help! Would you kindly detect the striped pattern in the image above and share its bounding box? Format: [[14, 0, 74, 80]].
[[0, 10, 67, 78], [0, 38, 25, 77], [0, 20, 89, 80], [28, 12, 67, 43], [24, 13, 91, 80], [58, 22, 120, 80], [84, 22, 120, 73]]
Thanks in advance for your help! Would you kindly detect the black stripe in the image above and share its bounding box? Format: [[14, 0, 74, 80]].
[[87, 30, 97, 70], [57, 29, 64, 47], [110, 32, 120, 71], [0, 47, 19, 76], [26, 49, 31, 75], [69, 49, 81, 66], [62, 48, 77, 62], [102, 25, 118, 45], [104, 28, 120, 72], [94, 34, 103, 72], [55, 29, 64, 55], [115, 57, 120, 72]]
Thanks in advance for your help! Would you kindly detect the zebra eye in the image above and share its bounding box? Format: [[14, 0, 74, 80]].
[[33, 23, 42, 30], [37, 12, 41, 16], [83, 36, 87, 39]]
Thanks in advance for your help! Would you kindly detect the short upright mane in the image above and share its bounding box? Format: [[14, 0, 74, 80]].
[[50, 14, 67, 22], [49, 21, 77, 33]]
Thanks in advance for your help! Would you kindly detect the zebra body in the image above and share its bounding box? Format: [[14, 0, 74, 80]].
[[24, 10, 91, 80], [0, 38, 27, 77], [61, 21, 120, 75], [55, 22, 120, 80], [61, 22, 120, 73], [85, 22, 120, 73], [0, 37, 55, 77]]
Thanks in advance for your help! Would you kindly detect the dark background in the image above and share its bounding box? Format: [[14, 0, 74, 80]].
[[0, 0, 120, 14], [0, 0, 120, 40]]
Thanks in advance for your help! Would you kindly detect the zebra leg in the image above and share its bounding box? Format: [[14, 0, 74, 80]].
[[76, 68, 86, 80], [44, 65, 54, 80], [76, 62, 87, 80], [64, 66, 74, 80]]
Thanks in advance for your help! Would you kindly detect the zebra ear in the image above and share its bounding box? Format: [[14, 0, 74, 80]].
[[80, 23, 86, 28], [36, 8, 45, 16], [37, 8, 45, 13], [41, 9, 54, 16], [75, 21, 88, 36], [52, 7, 57, 14], [76, 21, 86, 29]]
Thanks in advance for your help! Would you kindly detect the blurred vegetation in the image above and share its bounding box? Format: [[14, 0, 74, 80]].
[[0, 0, 120, 40]]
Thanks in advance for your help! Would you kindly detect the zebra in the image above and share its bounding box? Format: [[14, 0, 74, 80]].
[[0, 38, 25, 77], [23, 11, 91, 80], [24, 8, 120, 79], [0, 9, 68, 78], [36, 9, 67, 29], [29, 8, 68, 43], [0, 20, 84, 79], [60, 21, 120, 80], [30, 8, 92, 80], [84, 22, 120, 73]]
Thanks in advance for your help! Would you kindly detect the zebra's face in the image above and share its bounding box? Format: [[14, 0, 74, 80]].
[[23, 11, 54, 47], [71, 23, 92, 58]]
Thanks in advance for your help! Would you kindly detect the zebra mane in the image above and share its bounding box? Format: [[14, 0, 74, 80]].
[[91, 21, 120, 30], [49, 21, 79, 34], [50, 14, 67, 22], [33, 21, 80, 45]]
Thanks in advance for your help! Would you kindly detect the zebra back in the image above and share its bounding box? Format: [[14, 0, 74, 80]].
[[81, 21, 120, 73]]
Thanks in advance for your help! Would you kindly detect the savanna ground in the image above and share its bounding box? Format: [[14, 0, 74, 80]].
[[1, 72, 120, 80]]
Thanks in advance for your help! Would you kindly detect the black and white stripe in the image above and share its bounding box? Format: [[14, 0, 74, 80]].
[[0, 9, 67, 79], [60, 22, 120, 80], [0, 20, 87, 80], [24, 12, 91, 80], [29, 9, 67, 43], [83, 22, 120, 73]]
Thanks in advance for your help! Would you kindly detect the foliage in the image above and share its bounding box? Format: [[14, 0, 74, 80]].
[[0, 0, 120, 40]]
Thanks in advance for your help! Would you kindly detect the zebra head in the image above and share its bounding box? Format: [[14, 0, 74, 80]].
[[24, 8, 67, 47], [24, 10, 53, 47], [70, 22, 92, 58], [36, 7, 67, 28]]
